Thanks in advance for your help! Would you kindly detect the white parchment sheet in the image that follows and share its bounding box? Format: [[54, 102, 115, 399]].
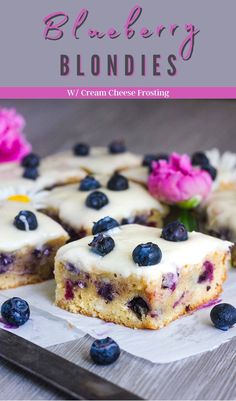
[[1, 269, 236, 363]]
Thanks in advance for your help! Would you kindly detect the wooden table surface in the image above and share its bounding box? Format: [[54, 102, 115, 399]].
[[1, 99, 236, 400]]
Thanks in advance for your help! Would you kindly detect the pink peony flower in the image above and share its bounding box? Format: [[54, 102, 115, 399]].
[[148, 153, 212, 207], [0, 108, 31, 163]]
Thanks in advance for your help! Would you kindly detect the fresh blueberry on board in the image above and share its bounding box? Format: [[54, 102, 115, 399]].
[[127, 297, 150, 320], [161, 221, 188, 242], [191, 151, 210, 167], [202, 164, 217, 181], [23, 167, 39, 180], [89, 234, 115, 256], [73, 142, 90, 156], [14, 210, 38, 231], [90, 337, 120, 365], [108, 140, 126, 154], [85, 191, 109, 210], [210, 303, 236, 331], [132, 242, 162, 266], [92, 216, 119, 235], [1, 297, 30, 327], [79, 175, 101, 191], [21, 153, 40, 168], [107, 173, 129, 191]]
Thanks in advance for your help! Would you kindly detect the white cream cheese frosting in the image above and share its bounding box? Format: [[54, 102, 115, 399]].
[[0, 202, 68, 252], [56, 224, 232, 280], [42, 178, 167, 231], [206, 189, 236, 237], [0, 159, 86, 193], [43, 147, 142, 175], [121, 166, 148, 186]]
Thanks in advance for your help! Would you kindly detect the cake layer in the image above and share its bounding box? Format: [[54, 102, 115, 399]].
[[55, 225, 231, 329], [0, 237, 66, 289]]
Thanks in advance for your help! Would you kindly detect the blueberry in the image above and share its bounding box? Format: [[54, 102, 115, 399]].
[[89, 234, 115, 256], [1, 297, 30, 327], [210, 303, 236, 331], [96, 282, 115, 301], [132, 242, 162, 266], [108, 140, 126, 154], [21, 153, 40, 168], [92, 216, 119, 235], [198, 261, 214, 283], [191, 152, 209, 167], [90, 337, 120, 365], [161, 221, 188, 242], [23, 167, 39, 180], [73, 143, 90, 156], [107, 173, 129, 191], [79, 176, 101, 191], [0, 254, 15, 274], [85, 191, 109, 210], [14, 210, 38, 231], [202, 164, 217, 181], [127, 297, 150, 320]]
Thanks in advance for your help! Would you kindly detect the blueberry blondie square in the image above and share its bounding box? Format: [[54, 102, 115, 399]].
[[55, 222, 231, 330], [0, 202, 69, 289], [41, 174, 168, 239]]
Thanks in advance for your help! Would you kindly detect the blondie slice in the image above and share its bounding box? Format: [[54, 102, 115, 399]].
[[55, 223, 231, 330], [0, 202, 69, 289], [42, 174, 167, 239]]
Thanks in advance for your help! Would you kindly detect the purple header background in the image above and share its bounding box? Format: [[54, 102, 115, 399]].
[[0, 0, 235, 87]]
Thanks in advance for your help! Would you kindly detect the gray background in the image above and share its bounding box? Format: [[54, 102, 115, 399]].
[[0, 99, 236, 400], [0, 0, 236, 86], [1, 99, 236, 155]]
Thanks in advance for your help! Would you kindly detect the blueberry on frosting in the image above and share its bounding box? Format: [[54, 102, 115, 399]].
[[108, 139, 126, 154], [191, 152, 217, 181], [1, 297, 30, 327], [161, 221, 188, 242], [23, 167, 39, 180], [191, 151, 209, 167], [21, 153, 40, 168], [132, 242, 162, 266], [202, 164, 217, 181], [92, 216, 119, 235], [73, 142, 90, 156], [14, 210, 38, 231], [89, 234, 115, 256], [79, 175, 101, 191], [85, 191, 109, 210], [142, 153, 169, 170], [107, 173, 129, 191]]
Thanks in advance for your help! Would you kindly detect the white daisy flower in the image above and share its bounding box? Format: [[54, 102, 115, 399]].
[[206, 148, 236, 190], [0, 186, 48, 209]]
